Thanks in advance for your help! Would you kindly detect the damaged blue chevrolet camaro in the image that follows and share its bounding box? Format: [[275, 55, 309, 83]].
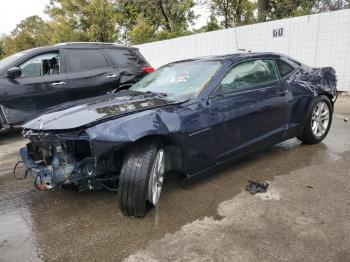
[[19, 52, 337, 217]]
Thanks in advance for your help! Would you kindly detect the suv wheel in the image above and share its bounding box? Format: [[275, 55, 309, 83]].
[[118, 140, 165, 217], [297, 95, 332, 144]]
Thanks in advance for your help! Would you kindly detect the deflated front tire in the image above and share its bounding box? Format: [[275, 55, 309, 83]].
[[118, 140, 165, 217]]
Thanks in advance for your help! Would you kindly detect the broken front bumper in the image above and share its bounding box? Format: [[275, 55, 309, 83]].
[[19, 147, 57, 190], [19, 147, 103, 191]]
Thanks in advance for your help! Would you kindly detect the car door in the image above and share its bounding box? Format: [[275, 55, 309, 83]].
[[208, 59, 292, 162], [65, 48, 120, 100], [0, 50, 70, 124], [102, 48, 149, 88]]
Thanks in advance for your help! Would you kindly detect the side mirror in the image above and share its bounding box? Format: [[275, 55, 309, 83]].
[[6, 67, 22, 79]]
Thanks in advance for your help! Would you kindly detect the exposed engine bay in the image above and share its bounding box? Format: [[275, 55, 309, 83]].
[[18, 132, 118, 192]]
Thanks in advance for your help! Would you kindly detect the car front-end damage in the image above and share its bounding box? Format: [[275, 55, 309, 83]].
[[19, 130, 114, 191], [17, 91, 185, 192]]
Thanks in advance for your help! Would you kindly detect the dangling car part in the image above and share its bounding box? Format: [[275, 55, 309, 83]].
[[18, 52, 337, 217]]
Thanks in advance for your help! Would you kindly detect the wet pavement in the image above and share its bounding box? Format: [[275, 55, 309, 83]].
[[0, 98, 350, 262]]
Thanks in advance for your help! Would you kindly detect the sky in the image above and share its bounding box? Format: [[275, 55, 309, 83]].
[[193, 4, 211, 29], [0, 0, 50, 35], [0, 0, 209, 35]]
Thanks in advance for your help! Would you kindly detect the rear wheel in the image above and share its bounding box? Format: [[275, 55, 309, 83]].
[[118, 140, 165, 217], [297, 95, 332, 144]]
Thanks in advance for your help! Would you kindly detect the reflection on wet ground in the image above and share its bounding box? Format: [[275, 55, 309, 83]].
[[0, 208, 42, 262], [0, 101, 350, 261]]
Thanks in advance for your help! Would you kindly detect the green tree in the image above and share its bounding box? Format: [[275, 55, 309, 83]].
[[258, 0, 268, 22], [49, 21, 85, 43], [84, 0, 118, 41], [258, 0, 349, 21], [46, 0, 118, 42], [210, 0, 256, 28], [0, 36, 5, 59], [1, 16, 52, 57], [267, 0, 314, 20], [117, 0, 197, 45], [155, 0, 197, 32], [312, 0, 349, 12], [193, 13, 221, 33], [129, 16, 156, 45], [203, 13, 222, 32], [115, 0, 141, 44]]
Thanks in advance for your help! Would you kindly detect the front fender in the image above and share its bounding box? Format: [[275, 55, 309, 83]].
[[85, 108, 182, 159]]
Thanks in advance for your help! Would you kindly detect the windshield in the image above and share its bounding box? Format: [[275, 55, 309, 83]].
[[130, 61, 222, 100], [0, 52, 27, 70]]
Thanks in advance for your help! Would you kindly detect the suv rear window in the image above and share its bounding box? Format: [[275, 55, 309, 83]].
[[67, 49, 109, 72], [275, 59, 295, 77], [104, 48, 144, 66]]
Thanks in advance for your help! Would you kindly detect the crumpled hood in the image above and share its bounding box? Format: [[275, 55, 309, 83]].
[[23, 91, 174, 131]]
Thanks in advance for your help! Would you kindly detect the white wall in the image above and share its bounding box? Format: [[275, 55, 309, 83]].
[[136, 9, 350, 91]]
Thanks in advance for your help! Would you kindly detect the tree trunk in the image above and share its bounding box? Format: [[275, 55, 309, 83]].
[[258, 0, 268, 22], [223, 0, 230, 28], [158, 0, 172, 32]]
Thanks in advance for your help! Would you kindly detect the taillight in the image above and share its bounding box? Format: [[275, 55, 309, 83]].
[[143, 67, 154, 74]]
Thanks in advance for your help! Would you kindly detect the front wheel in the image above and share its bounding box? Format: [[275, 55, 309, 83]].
[[118, 140, 165, 217], [298, 95, 333, 144]]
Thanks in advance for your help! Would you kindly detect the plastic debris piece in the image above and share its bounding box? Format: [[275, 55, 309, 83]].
[[245, 180, 269, 194], [344, 118, 349, 122]]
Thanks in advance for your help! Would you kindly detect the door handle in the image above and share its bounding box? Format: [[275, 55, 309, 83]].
[[277, 89, 289, 96], [107, 74, 118, 79], [50, 81, 66, 86]]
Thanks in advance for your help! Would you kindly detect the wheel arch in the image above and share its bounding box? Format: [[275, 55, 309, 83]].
[[111, 134, 185, 175], [317, 92, 335, 111], [298, 93, 333, 136]]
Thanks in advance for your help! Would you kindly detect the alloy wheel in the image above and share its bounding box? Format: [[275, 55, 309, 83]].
[[311, 101, 330, 137], [147, 149, 165, 206]]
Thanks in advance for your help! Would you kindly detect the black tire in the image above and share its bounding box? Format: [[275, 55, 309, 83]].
[[297, 95, 333, 144], [118, 140, 163, 217]]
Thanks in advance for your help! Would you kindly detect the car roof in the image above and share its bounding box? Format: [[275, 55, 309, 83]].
[[22, 42, 138, 54], [54, 42, 138, 50], [169, 52, 295, 64]]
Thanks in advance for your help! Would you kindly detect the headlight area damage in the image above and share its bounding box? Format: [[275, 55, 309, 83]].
[[19, 131, 119, 192], [15, 90, 181, 193]]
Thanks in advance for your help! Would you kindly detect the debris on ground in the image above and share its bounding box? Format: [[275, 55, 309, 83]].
[[245, 180, 269, 194], [344, 117, 349, 122]]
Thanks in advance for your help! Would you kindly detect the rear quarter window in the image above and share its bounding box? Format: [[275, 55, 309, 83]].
[[276, 59, 295, 77], [104, 48, 146, 67], [67, 49, 109, 72]]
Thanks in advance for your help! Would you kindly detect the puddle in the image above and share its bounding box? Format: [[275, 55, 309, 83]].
[[0, 208, 42, 262]]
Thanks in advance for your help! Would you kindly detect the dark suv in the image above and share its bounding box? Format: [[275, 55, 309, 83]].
[[0, 42, 153, 129]]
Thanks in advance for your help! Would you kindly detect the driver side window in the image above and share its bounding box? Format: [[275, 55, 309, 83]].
[[216, 59, 279, 93], [19, 52, 60, 77]]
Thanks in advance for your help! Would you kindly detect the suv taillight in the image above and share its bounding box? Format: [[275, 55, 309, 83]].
[[143, 67, 154, 74]]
